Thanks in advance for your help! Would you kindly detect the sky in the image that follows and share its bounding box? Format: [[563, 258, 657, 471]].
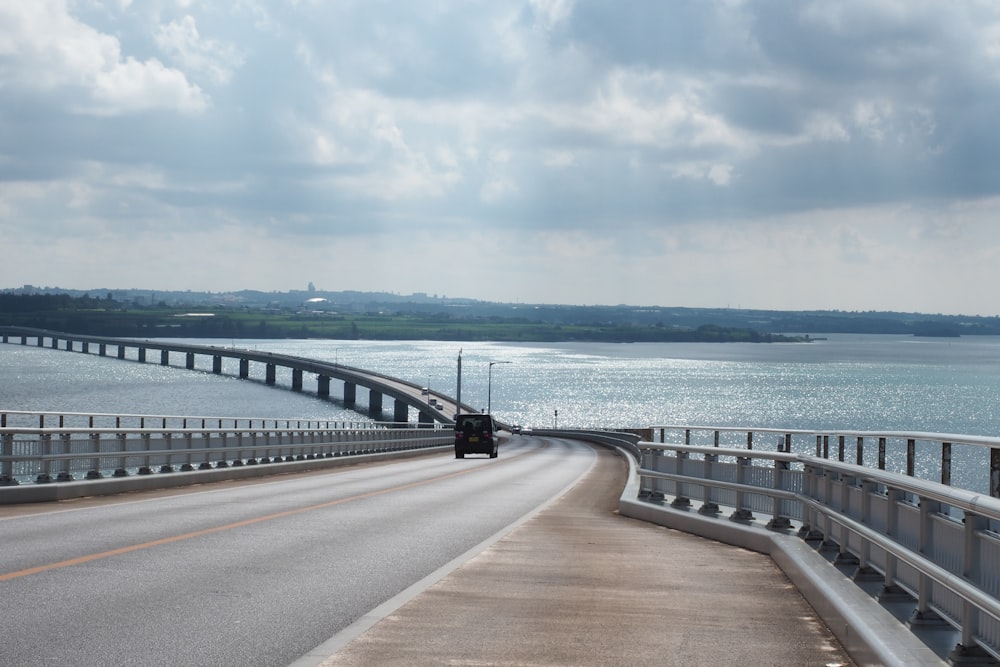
[[2, 1, 1000, 315]]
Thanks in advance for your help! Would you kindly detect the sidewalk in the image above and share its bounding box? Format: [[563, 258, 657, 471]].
[[314, 447, 856, 666]]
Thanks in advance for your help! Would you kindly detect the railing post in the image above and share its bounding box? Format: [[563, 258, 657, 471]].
[[671, 446, 691, 509], [833, 472, 858, 566], [878, 437, 887, 471], [1, 431, 13, 481], [730, 456, 754, 523], [955, 513, 988, 657], [856, 436, 864, 466], [699, 448, 720, 515], [160, 433, 174, 472], [183, 431, 194, 470], [941, 441, 952, 487], [910, 496, 946, 626], [853, 480, 881, 582], [906, 438, 916, 478], [766, 458, 791, 530], [139, 432, 153, 474], [991, 447, 1000, 499], [114, 432, 128, 477], [38, 433, 53, 483], [86, 434, 103, 479]]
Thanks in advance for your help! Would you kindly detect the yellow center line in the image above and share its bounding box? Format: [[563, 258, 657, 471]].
[[1, 441, 545, 582]]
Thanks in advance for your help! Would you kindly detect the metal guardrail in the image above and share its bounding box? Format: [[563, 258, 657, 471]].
[[638, 435, 1000, 663], [1, 412, 451, 486], [649, 424, 1000, 498]]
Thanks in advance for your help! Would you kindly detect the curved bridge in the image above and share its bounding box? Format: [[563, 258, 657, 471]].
[[0, 327, 473, 425]]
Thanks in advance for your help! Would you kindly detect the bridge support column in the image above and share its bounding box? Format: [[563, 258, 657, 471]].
[[266, 363, 276, 385], [118, 345, 126, 359], [138, 348, 147, 362], [213, 356, 222, 374], [368, 391, 383, 418], [317, 375, 330, 398], [99, 343, 106, 356], [239, 358, 249, 379], [81, 342, 89, 353], [37, 337, 44, 347], [65, 339, 72, 351], [292, 369, 303, 391], [393, 399, 408, 424], [418, 411, 434, 426], [161, 350, 170, 366], [344, 382, 356, 405], [50, 337, 57, 349], [186, 352, 195, 370]]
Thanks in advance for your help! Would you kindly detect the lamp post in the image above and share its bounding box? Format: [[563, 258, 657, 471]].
[[487, 360, 512, 415]]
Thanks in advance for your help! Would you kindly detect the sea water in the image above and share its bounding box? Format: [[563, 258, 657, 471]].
[[2, 334, 999, 434], [2, 334, 999, 490]]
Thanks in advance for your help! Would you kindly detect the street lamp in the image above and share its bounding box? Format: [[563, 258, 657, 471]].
[[487, 360, 512, 415]]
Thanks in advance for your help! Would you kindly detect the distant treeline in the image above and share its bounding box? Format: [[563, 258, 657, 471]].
[[0, 293, 804, 343]]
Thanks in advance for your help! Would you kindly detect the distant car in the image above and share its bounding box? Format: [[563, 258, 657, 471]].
[[420, 387, 429, 395], [511, 424, 522, 434], [454, 413, 497, 459]]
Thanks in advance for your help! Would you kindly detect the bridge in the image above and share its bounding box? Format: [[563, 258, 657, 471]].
[[4, 329, 1000, 664], [0, 327, 474, 425]]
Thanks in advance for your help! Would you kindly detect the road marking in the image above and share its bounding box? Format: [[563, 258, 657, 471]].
[[0, 441, 547, 582]]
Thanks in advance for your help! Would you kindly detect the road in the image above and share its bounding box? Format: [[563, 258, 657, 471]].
[[0, 435, 596, 667]]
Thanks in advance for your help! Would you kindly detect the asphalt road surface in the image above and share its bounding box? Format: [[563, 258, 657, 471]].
[[0, 436, 596, 667]]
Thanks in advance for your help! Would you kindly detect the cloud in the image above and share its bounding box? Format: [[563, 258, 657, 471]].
[[2, 1, 1000, 315], [155, 15, 245, 85], [0, 1, 207, 115]]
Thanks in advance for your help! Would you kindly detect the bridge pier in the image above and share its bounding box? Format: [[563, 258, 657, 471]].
[[369, 390, 383, 418], [393, 399, 408, 424], [0, 329, 454, 429]]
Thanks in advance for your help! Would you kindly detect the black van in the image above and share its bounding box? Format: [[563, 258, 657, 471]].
[[453, 413, 497, 458]]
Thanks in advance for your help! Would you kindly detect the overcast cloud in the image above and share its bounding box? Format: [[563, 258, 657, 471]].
[[2, 1, 1000, 314]]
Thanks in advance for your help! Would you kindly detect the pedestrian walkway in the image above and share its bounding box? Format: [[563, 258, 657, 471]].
[[313, 448, 856, 666]]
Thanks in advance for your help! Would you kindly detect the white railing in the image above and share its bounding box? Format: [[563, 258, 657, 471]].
[[638, 432, 1000, 663], [0, 411, 451, 486]]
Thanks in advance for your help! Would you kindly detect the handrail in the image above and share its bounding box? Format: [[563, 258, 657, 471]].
[[636, 438, 1000, 662], [0, 420, 451, 494], [646, 424, 1000, 498]]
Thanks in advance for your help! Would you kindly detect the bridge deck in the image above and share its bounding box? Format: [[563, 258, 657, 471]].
[[300, 447, 859, 667]]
